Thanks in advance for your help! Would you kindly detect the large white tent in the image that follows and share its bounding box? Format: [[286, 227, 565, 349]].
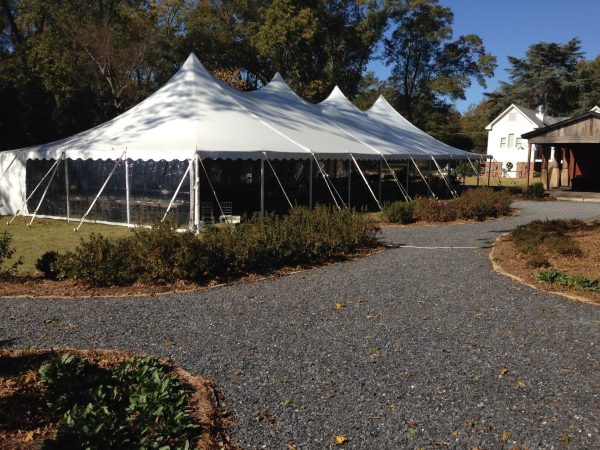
[[0, 53, 483, 227]]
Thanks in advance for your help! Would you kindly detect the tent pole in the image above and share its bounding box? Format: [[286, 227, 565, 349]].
[[381, 155, 410, 202], [125, 152, 130, 226], [263, 152, 293, 210], [311, 153, 341, 210], [8, 157, 61, 224], [28, 155, 62, 226], [162, 163, 191, 223], [411, 157, 437, 199], [74, 152, 125, 232], [347, 159, 351, 206], [431, 156, 457, 198], [197, 155, 228, 224], [188, 159, 195, 231], [351, 155, 382, 211], [64, 153, 70, 222], [427, 159, 432, 187], [405, 160, 410, 197], [378, 160, 382, 202], [260, 157, 265, 214], [309, 158, 313, 210], [194, 154, 200, 230]]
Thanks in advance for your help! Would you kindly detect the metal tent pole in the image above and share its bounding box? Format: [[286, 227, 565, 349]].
[[64, 153, 70, 222], [74, 152, 125, 231], [125, 152, 130, 226], [197, 156, 228, 223], [28, 155, 62, 226], [405, 161, 410, 197], [309, 158, 313, 209], [410, 157, 437, 199], [487, 157, 492, 186], [378, 160, 382, 202], [194, 155, 200, 230], [312, 153, 341, 210], [162, 163, 191, 222], [260, 157, 265, 213], [381, 155, 410, 202], [431, 156, 458, 198], [263, 152, 293, 209], [351, 155, 382, 211], [347, 159, 351, 206], [189, 159, 195, 231]]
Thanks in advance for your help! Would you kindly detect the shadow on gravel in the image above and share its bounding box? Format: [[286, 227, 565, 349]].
[[0, 338, 18, 349]]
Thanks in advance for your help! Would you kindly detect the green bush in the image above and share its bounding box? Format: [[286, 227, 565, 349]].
[[36, 251, 61, 280], [512, 220, 584, 255], [49, 206, 380, 287], [524, 182, 546, 200], [40, 354, 200, 449], [382, 201, 415, 224], [0, 230, 22, 278]]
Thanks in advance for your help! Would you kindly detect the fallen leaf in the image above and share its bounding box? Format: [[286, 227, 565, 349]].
[[282, 399, 292, 407], [334, 302, 346, 310], [23, 431, 34, 442], [500, 367, 509, 375], [516, 380, 527, 388], [451, 430, 462, 437], [472, 375, 481, 382], [286, 445, 297, 450], [501, 431, 511, 442], [334, 434, 348, 445]]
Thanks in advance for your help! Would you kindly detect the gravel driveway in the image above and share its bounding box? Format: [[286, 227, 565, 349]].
[[1, 200, 600, 449]]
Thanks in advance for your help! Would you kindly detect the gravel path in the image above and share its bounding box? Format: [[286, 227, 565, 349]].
[[1, 200, 600, 449]]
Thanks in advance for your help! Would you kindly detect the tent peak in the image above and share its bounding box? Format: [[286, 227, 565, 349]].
[[271, 72, 285, 82]]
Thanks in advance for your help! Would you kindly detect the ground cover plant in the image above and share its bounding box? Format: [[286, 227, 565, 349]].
[[382, 188, 512, 224], [42, 206, 380, 287], [535, 269, 600, 293], [0, 349, 233, 449], [523, 182, 546, 200]]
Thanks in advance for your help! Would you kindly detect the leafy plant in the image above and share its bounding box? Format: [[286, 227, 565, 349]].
[[382, 201, 415, 224], [536, 269, 600, 293], [524, 182, 545, 200], [0, 230, 22, 278], [36, 251, 61, 280], [39, 354, 200, 449]]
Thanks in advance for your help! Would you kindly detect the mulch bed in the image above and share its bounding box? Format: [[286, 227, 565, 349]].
[[491, 227, 600, 304], [0, 246, 385, 298], [0, 349, 236, 449]]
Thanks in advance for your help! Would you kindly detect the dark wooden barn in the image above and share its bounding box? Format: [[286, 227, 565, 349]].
[[522, 111, 600, 191]]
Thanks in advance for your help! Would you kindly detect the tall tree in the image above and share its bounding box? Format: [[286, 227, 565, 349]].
[[383, 0, 496, 126], [494, 38, 584, 116]]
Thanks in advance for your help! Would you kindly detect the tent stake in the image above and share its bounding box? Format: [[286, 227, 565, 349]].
[[263, 152, 293, 210], [9, 157, 61, 224], [162, 163, 191, 222], [351, 155, 382, 211], [74, 152, 125, 232], [28, 155, 63, 226]]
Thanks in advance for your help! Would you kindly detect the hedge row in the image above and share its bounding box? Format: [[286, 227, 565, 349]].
[[39, 206, 380, 287], [383, 188, 512, 224]]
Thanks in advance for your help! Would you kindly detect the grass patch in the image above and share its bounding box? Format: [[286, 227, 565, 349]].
[[464, 176, 541, 188], [0, 217, 130, 274], [536, 269, 600, 293]]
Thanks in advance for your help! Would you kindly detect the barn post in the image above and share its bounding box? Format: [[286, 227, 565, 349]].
[[309, 158, 313, 209], [260, 157, 265, 214], [124, 150, 130, 226], [487, 157, 491, 186], [64, 152, 70, 222], [526, 143, 532, 191]]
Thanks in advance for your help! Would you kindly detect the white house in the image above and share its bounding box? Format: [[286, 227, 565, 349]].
[[485, 104, 566, 178]]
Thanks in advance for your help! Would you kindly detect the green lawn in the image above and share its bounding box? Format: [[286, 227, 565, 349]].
[[0, 216, 131, 274], [463, 176, 541, 188]]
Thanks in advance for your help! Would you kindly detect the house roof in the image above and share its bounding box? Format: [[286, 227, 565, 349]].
[[485, 103, 568, 130], [521, 111, 600, 140]]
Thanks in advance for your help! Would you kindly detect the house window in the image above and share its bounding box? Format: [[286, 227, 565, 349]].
[[508, 133, 515, 148], [500, 137, 507, 148], [516, 137, 522, 149]]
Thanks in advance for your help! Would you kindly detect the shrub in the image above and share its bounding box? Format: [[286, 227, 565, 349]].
[[457, 188, 512, 221], [39, 354, 200, 449], [36, 251, 61, 280], [526, 252, 550, 268], [0, 230, 22, 278], [524, 182, 545, 200], [56, 234, 142, 287], [382, 201, 415, 224], [512, 220, 584, 256], [48, 206, 380, 286]]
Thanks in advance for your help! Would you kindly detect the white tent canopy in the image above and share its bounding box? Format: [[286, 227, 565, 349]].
[[7, 53, 482, 162], [0, 52, 484, 218]]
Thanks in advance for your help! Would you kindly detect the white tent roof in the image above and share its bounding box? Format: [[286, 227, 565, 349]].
[[10, 53, 481, 161]]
